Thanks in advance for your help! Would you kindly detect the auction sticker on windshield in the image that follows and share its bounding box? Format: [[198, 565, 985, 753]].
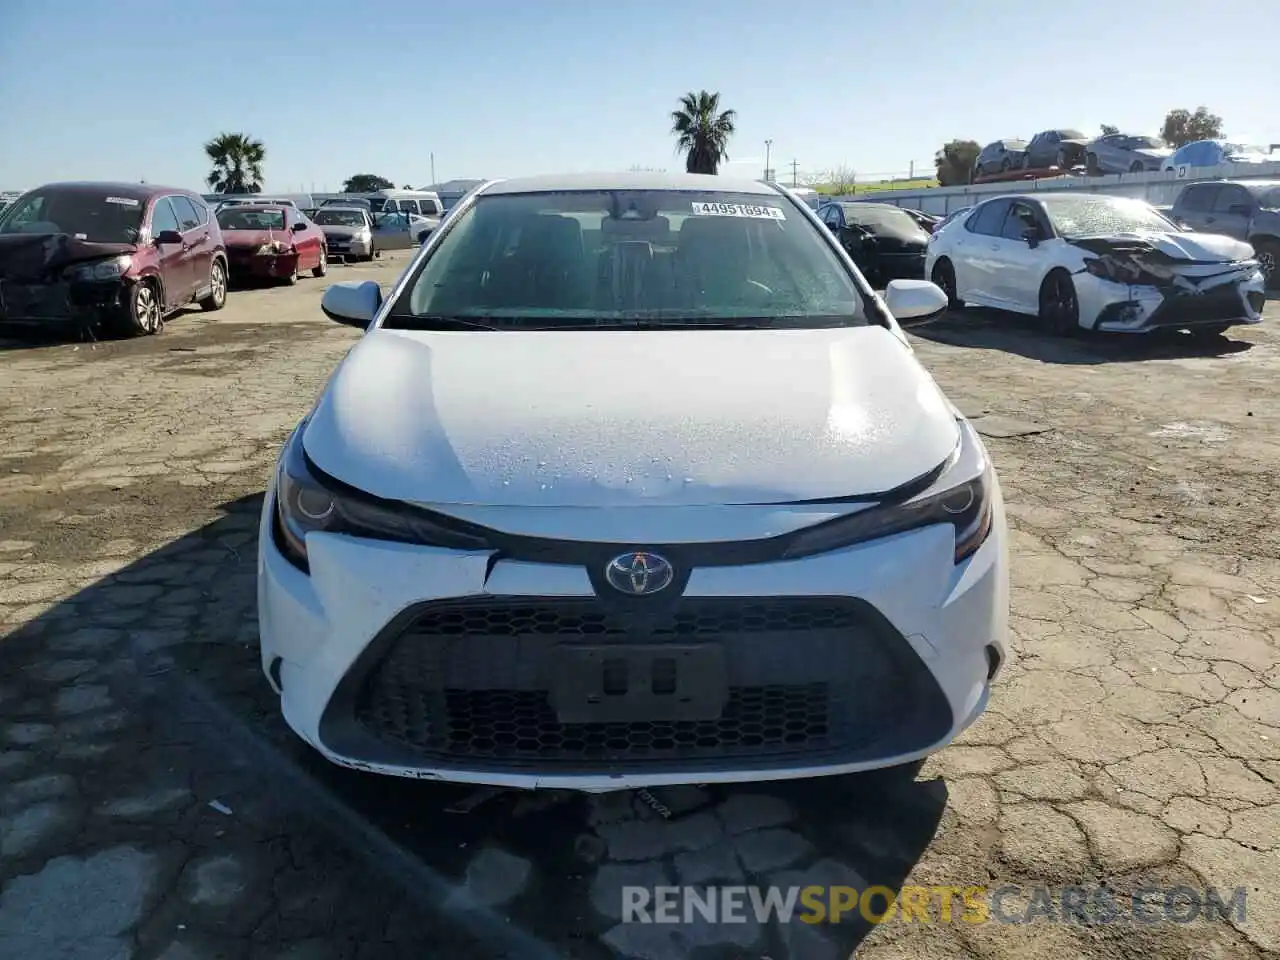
[[690, 202, 785, 220], [105, 197, 140, 206]]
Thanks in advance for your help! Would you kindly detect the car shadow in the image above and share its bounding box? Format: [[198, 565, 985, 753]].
[[912, 307, 1255, 365], [0, 307, 206, 352], [0, 492, 947, 959]]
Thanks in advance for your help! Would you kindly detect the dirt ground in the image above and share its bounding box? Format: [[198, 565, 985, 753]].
[[0, 253, 1277, 960]]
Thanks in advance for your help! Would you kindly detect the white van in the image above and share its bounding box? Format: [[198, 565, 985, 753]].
[[365, 189, 444, 218]]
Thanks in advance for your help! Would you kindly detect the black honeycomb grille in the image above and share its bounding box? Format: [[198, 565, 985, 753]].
[[336, 598, 951, 773]]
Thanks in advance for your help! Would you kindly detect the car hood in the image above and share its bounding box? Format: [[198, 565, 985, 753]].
[[1070, 231, 1255, 262], [0, 233, 136, 283], [302, 326, 961, 507]]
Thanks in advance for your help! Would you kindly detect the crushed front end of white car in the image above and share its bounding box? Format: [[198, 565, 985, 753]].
[[1071, 233, 1266, 333]]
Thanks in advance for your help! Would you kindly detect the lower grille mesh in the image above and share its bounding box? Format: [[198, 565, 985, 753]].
[[336, 598, 951, 772]]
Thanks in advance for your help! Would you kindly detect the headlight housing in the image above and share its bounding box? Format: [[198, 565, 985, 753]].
[[781, 418, 994, 564], [273, 424, 491, 571], [67, 255, 132, 281]]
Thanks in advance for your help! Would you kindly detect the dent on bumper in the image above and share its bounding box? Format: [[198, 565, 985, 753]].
[[257, 483, 1009, 790]]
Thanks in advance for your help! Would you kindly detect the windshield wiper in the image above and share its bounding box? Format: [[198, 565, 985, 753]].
[[383, 314, 503, 331], [527, 316, 854, 331]]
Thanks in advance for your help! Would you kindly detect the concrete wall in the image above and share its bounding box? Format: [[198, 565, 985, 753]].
[[835, 160, 1280, 215]]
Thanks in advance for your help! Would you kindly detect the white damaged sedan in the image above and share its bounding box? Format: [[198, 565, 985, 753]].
[[257, 172, 1009, 791], [927, 193, 1266, 336]]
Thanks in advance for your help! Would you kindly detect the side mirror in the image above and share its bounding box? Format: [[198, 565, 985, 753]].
[[320, 280, 382, 329], [1022, 227, 1042, 248], [883, 279, 948, 326], [154, 229, 183, 245], [290, 221, 306, 233]]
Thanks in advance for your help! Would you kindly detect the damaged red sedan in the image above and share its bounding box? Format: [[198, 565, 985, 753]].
[[216, 205, 326, 285], [0, 182, 228, 337]]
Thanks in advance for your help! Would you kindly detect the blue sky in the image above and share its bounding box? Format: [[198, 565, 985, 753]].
[[1, 0, 1276, 192]]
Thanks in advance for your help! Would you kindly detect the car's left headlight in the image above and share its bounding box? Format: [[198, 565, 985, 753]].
[[781, 418, 994, 564], [67, 255, 132, 281], [273, 423, 492, 571]]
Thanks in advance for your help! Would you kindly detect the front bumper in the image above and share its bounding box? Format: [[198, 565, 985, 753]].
[[0, 277, 127, 329], [226, 250, 299, 279], [1081, 268, 1267, 333], [324, 236, 372, 258], [256, 478, 1009, 791]]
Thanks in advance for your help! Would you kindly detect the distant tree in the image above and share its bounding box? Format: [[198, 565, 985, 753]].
[[822, 165, 858, 196], [204, 133, 265, 194], [342, 174, 395, 193], [1100, 124, 1119, 136], [670, 91, 736, 174], [935, 139, 981, 187], [1161, 107, 1224, 148]]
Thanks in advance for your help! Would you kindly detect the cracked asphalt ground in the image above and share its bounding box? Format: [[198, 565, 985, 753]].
[[0, 252, 1277, 960]]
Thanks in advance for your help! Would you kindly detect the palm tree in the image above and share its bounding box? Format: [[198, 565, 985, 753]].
[[671, 91, 736, 175], [204, 133, 266, 194]]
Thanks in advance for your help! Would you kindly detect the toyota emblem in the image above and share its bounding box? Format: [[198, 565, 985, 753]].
[[604, 551, 675, 596]]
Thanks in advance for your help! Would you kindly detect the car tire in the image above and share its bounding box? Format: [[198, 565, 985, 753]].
[[1086, 154, 1101, 176], [198, 260, 227, 311], [930, 259, 963, 310], [312, 248, 327, 278], [119, 279, 164, 337], [1056, 149, 1069, 169], [1254, 238, 1279, 290], [1039, 269, 1079, 336], [1129, 160, 1144, 173], [999, 157, 1011, 172]]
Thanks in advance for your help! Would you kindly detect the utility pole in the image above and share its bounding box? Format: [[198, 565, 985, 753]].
[[909, 160, 915, 179], [764, 139, 772, 180], [790, 159, 799, 187], [430, 152, 437, 187]]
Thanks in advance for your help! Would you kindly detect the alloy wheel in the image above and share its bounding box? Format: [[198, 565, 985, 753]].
[[135, 284, 161, 333], [211, 263, 226, 306]]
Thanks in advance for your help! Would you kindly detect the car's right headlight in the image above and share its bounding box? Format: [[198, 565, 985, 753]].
[[781, 418, 994, 564], [273, 423, 491, 571]]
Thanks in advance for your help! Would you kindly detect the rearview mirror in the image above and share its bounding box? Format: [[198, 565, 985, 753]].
[[883, 279, 948, 326], [154, 229, 183, 245], [320, 280, 382, 329]]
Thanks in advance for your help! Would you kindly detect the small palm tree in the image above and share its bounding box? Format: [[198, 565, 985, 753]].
[[204, 133, 266, 194], [671, 91, 736, 175]]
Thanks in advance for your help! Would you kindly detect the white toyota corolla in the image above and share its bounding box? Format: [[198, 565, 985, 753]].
[[257, 173, 1009, 791]]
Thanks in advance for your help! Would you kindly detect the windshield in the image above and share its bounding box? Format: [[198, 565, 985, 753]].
[[313, 209, 366, 226], [1040, 195, 1176, 236], [842, 205, 926, 234], [1058, 130, 1086, 140], [216, 208, 285, 230], [0, 188, 145, 243], [1225, 143, 1267, 156], [1128, 136, 1166, 149], [391, 189, 867, 329]]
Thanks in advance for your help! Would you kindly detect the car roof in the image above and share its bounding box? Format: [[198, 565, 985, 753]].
[[314, 206, 368, 213], [219, 204, 289, 212], [835, 201, 910, 212], [31, 181, 185, 200], [480, 172, 780, 196]]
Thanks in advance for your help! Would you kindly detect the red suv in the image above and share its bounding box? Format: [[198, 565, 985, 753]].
[[0, 182, 229, 338]]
